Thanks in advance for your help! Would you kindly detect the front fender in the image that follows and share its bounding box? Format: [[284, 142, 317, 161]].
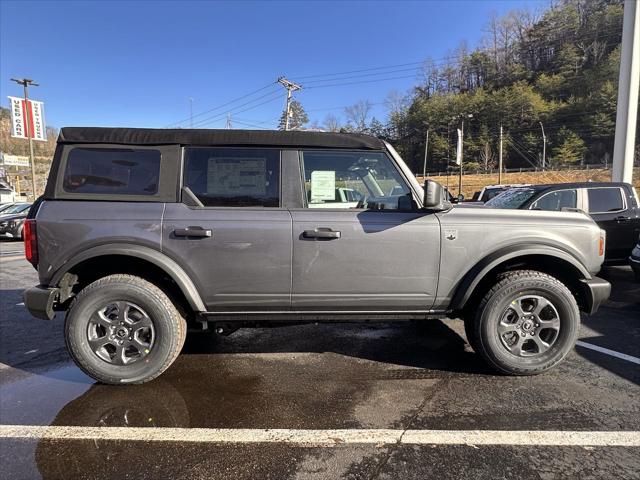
[[449, 243, 592, 311]]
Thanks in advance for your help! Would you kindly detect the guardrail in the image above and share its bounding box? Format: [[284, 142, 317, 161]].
[[419, 164, 613, 177]]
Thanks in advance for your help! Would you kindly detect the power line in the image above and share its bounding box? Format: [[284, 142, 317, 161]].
[[305, 73, 422, 90], [188, 91, 282, 128], [231, 119, 271, 130], [165, 82, 277, 127], [192, 94, 284, 128]]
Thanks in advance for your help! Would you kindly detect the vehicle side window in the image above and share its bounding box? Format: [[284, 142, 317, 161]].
[[63, 148, 161, 195], [587, 188, 624, 213], [300, 150, 414, 210], [183, 148, 280, 207], [530, 189, 577, 211]]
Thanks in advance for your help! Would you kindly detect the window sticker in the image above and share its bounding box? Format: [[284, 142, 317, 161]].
[[207, 157, 267, 196], [310, 170, 336, 202]]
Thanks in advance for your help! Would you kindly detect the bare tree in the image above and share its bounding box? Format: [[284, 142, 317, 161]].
[[344, 100, 373, 132], [384, 90, 408, 116], [322, 114, 341, 132], [418, 59, 441, 97]]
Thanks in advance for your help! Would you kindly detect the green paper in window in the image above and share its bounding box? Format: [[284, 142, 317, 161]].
[[310, 170, 335, 202]]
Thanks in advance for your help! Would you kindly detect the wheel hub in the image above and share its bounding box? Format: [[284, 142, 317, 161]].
[[521, 318, 536, 333], [115, 327, 129, 338]]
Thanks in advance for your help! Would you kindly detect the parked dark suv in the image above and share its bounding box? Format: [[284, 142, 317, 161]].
[[486, 182, 640, 265], [24, 128, 610, 384]]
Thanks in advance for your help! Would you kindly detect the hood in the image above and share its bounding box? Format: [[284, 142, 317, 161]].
[[446, 203, 596, 228]]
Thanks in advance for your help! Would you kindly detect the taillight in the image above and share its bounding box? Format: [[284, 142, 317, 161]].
[[598, 234, 605, 257], [24, 219, 38, 267]]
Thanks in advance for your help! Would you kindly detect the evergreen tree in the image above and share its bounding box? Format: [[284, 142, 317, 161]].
[[551, 128, 587, 166], [278, 100, 308, 131]]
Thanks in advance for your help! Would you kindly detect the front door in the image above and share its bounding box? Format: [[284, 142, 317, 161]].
[[291, 149, 440, 311], [163, 147, 292, 310]]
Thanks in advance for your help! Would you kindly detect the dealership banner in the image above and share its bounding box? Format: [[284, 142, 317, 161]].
[[8, 96, 47, 141]]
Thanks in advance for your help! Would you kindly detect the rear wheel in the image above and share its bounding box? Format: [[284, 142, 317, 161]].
[[65, 274, 186, 385], [470, 270, 580, 375]]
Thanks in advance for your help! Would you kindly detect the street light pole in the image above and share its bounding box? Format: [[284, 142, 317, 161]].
[[422, 128, 429, 181], [457, 114, 473, 198], [10, 78, 39, 200], [539, 121, 547, 170]]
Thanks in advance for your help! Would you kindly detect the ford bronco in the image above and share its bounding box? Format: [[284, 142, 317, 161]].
[[24, 128, 610, 384]]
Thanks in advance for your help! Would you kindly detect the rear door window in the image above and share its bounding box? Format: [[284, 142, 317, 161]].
[[183, 148, 280, 207], [63, 148, 161, 195], [587, 188, 625, 213], [530, 189, 577, 211]]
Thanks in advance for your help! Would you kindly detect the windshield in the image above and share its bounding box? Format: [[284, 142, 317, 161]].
[[485, 188, 538, 209], [1, 203, 31, 215], [482, 187, 507, 201]]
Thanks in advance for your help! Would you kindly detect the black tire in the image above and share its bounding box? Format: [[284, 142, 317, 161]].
[[65, 274, 187, 385], [471, 270, 580, 376]]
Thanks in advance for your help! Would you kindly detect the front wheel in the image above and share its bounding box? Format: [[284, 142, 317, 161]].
[[65, 274, 186, 385], [468, 270, 580, 375]]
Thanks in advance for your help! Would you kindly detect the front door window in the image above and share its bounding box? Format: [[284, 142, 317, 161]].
[[300, 150, 414, 210]]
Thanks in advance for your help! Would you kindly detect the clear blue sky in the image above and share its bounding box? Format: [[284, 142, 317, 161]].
[[1, 0, 546, 130]]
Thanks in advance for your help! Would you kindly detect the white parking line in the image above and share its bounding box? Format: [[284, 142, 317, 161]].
[[1, 425, 639, 447], [576, 340, 640, 365]]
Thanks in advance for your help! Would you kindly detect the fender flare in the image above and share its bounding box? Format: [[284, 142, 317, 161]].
[[50, 243, 206, 312], [449, 243, 592, 311]]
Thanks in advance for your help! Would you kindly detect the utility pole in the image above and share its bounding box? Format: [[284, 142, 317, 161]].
[[422, 129, 429, 182], [539, 121, 546, 170], [225, 113, 232, 129], [277, 76, 302, 131], [612, 0, 639, 184], [10, 78, 38, 200], [498, 125, 503, 184]]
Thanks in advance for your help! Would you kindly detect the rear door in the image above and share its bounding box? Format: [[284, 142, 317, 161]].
[[290, 149, 440, 311], [162, 147, 292, 310], [586, 186, 638, 262]]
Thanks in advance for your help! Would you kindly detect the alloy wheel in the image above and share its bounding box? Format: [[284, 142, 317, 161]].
[[498, 295, 561, 357], [87, 301, 155, 365]]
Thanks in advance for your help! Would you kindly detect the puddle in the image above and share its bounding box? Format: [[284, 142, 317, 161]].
[[0, 365, 93, 426]]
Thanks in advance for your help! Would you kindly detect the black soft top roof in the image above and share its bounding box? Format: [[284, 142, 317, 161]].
[[58, 127, 386, 150]]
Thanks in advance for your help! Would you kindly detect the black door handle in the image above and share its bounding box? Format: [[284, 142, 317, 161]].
[[615, 216, 630, 223], [174, 226, 212, 238], [302, 228, 341, 239]]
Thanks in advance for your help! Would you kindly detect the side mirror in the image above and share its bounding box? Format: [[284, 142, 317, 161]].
[[423, 180, 450, 211], [457, 194, 465, 203]]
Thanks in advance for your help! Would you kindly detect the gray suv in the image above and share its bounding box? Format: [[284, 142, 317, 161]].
[[24, 128, 610, 384]]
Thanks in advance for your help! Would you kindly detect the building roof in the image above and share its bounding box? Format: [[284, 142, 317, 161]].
[[57, 127, 386, 150]]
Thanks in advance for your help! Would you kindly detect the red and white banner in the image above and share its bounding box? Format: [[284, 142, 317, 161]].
[[8, 96, 47, 142]]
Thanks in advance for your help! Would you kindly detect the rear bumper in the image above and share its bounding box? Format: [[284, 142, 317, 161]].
[[579, 276, 611, 315], [23, 285, 59, 320]]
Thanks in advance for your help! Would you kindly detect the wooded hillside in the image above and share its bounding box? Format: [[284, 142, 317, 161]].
[[388, 0, 637, 173]]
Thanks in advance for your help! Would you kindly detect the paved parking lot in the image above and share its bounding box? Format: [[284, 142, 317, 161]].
[[1, 239, 639, 479]]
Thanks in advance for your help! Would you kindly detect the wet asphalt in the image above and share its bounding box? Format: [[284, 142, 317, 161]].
[[0, 239, 639, 480]]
